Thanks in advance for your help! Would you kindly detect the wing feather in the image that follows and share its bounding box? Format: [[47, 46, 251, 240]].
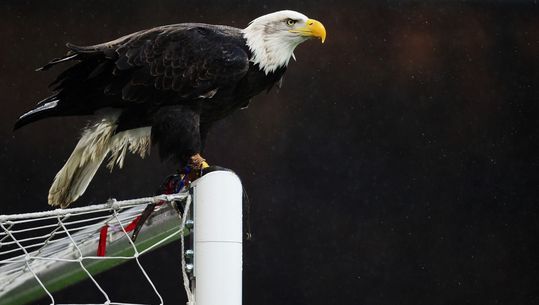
[[113, 26, 250, 103]]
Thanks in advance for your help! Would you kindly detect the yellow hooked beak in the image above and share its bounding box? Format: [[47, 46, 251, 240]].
[[290, 18, 327, 43]]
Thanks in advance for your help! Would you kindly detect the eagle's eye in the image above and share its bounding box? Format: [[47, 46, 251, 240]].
[[286, 19, 297, 26]]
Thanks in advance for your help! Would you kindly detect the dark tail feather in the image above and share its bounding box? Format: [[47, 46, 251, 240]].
[[36, 53, 79, 72], [36, 41, 109, 72], [19, 43, 110, 130], [65, 42, 104, 54], [14, 96, 60, 130]]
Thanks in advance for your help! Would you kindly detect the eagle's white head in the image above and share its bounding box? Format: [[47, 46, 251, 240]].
[[243, 10, 326, 74]]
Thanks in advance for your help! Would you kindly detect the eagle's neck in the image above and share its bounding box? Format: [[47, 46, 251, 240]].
[[242, 25, 299, 75]]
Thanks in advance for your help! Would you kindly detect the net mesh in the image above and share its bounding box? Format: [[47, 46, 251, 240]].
[[0, 193, 194, 305]]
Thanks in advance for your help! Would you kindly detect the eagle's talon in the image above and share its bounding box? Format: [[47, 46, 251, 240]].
[[201, 161, 210, 169], [186, 154, 210, 180]]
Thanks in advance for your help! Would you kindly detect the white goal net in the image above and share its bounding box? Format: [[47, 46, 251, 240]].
[[0, 192, 193, 305]]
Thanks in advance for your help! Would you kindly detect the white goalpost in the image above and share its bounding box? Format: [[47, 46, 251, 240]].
[[191, 171, 243, 305], [0, 170, 243, 305]]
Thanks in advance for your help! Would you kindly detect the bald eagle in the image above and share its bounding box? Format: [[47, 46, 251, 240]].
[[14, 10, 326, 208]]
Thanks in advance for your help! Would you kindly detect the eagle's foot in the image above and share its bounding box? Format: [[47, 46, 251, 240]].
[[186, 153, 209, 180], [190, 154, 210, 171]]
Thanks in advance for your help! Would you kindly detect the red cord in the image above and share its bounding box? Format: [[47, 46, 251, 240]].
[[96, 173, 183, 256], [125, 215, 142, 232], [97, 225, 109, 257]]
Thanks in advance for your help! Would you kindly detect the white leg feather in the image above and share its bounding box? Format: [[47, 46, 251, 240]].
[[48, 116, 152, 208], [107, 127, 152, 170]]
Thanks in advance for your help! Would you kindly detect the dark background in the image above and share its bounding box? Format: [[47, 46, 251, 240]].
[[1, 0, 538, 304]]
